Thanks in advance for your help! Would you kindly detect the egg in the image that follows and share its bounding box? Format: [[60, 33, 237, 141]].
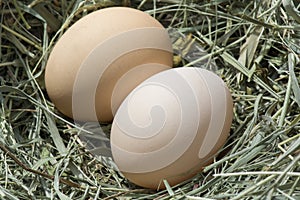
[[45, 7, 173, 122], [111, 67, 233, 189]]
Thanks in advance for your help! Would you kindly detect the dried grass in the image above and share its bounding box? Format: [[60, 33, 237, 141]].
[[0, 0, 300, 199]]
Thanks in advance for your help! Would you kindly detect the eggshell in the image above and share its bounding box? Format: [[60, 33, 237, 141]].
[[111, 67, 233, 189], [45, 7, 173, 122]]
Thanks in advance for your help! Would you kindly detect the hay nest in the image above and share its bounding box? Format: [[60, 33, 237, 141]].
[[0, 0, 300, 199]]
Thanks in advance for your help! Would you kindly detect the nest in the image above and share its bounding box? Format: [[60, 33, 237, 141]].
[[0, 0, 300, 199]]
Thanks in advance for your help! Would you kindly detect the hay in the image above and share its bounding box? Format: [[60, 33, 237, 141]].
[[0, 0, 299, 199]]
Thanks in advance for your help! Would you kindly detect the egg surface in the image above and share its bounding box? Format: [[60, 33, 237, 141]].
[[111, 67, 233, 189], [45, 7, 173, 122]]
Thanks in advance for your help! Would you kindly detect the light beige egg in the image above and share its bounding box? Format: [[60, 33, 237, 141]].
[[45, 7, 173, 122], [111, 67, 233, 189]]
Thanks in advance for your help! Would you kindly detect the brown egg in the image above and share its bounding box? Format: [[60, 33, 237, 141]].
[[111, 68, 233, 189], [45, 7, 173, 122]]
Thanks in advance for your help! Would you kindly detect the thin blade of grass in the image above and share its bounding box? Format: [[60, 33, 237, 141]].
[[54, 160, 72, 200], [288, 53, 300, 107], [238, 26, 264, 69], [283, 0, 300, 23], [163, 180, 175, 197], [45, 112, 67, 155]]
